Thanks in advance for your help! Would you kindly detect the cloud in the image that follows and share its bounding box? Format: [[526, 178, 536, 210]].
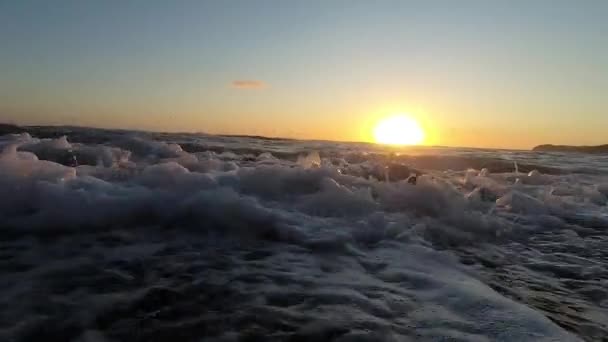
[[231, 80, 267, 89]]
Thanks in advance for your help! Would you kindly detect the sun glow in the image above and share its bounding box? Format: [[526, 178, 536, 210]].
[[373, 115, 425, 145]]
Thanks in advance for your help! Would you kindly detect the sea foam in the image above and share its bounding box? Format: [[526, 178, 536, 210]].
[[1, 129, 605, 341]]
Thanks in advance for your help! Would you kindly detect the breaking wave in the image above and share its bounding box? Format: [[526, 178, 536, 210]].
[[1, 128, 607, 341]]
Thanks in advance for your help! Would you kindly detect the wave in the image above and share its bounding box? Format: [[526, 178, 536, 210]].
[[1, 131, 606, 340]]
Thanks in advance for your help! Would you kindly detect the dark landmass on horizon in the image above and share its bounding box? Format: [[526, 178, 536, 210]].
[[533, 144, 608, 154], [0, 123, 24, 135]]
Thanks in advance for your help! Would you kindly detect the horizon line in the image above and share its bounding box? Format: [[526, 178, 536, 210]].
[[0, 122, 585, 152]]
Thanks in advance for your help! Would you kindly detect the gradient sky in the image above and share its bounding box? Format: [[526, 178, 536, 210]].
[[1, 0, 606, 148]]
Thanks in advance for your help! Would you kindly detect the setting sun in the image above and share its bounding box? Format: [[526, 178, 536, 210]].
[[373, 115, 425, 145]]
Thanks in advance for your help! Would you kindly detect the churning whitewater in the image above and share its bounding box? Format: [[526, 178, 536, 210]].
[[1, 127, 607, 341]]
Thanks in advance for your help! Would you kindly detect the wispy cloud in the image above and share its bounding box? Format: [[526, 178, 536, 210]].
[[231, 80, 267, 89]]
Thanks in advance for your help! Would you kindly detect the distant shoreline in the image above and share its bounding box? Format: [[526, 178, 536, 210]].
[[533, 144, 608, 154]]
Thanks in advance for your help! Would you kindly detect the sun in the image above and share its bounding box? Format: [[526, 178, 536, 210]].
[[373, 115, 425, 145]]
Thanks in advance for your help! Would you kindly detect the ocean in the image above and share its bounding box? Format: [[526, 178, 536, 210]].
[[1, 127, 607, 341]]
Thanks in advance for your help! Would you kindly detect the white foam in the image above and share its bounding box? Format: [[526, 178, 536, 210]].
[[1, 131, 605, 340]]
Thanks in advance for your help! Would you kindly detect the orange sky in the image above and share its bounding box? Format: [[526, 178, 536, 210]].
[[1, 1, 606, 149]]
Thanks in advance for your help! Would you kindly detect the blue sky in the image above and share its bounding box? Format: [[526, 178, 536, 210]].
[[1, 0, 606, 148]]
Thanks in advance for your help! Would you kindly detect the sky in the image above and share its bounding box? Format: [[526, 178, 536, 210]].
[[0, 0, 606, 149]]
